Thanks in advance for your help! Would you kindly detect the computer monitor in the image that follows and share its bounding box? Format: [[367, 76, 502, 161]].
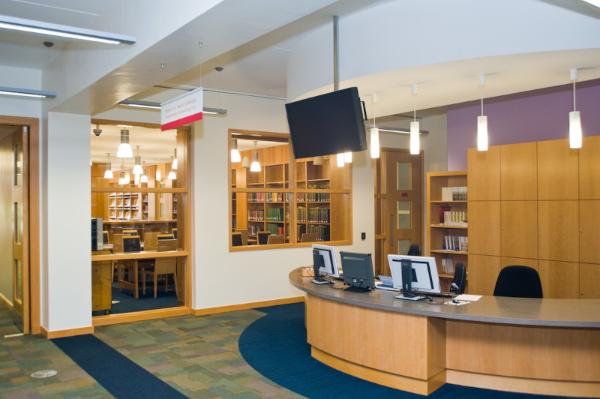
[[311, 244, 340, 278], [340, 252, 375, 291], [388, 255, 441, 294]]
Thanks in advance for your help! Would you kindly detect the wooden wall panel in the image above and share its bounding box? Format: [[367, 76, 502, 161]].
[[580, 263, 600, 298], [500, 257, 538, 272], [468, 201, 500, 256], [467, 147, 500, 200], [538, 201, 579, 262], [580, 200, 600, 264], [537, 139, 579, 200], [500, 142, 537, 200], [579, 136, 600, 199], [538, 260, 580, 298], [501, 201, 537, 259], [467, 255, 501, 295]]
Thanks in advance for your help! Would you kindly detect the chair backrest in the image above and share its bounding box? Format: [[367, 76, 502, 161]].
[[232, 233, 243, 247], [171, 228, 178, 239], [494, 265, 543, 298], [267, 234, 284, 245], [123, 236, 142, 253], [407, 244, 421, 256], [158, 239, 178, 252], [143, 232, 159, 251], [300, 232, 319, 242], [154, 257, 177, 274], [102, 231, 109, 244], [112, 234, 125, 253], [122, 229, 138, 236], [257, 231, 271, 245], [450, 263, 467, 294], [239, 230, 248, 245], [157, 233, 175, 240]]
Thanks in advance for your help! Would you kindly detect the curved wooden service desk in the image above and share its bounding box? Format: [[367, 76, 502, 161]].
[[289, 268, 600, 397]]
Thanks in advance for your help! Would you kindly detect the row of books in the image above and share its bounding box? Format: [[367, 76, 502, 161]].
[[297, 207, 330, 223], [297, 224, 330, 241], [266, 207, 286, 222], [441, 186, 468, 201], [298, 193, 330, 203], [248, 192, 291, 203], [443, 210, 467, 225], [440, 257, 457, 275], [248, 209, 264, 222], [266, 223, 285, 236], [443, 235, 468, 252]]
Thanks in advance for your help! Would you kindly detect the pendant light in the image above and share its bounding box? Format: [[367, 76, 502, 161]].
[[103, 153, 114, 179], [370, 93, 380, 159], [132, 146, 143, 175], [171, 148, 178, 170], [134, 173, 140, 186], [569, 68, 583, 149], [156, 169, 162, 182], [117, 128, 133, 158], [477, 73, 489, 152], [140, 174, 149, 184], [336, 153, 345, 167], [409, 83, 420, 155], [250, 141, 261, 172], [344, 151, 352, 164], [230, 139, 241, 163], [167, 156, 177, 180]]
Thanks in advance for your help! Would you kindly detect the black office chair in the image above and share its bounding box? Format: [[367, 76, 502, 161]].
[[257, 231, 271, 245], [450, 263, 467, 294], [232, 233, 243, 247], [493, 265, 543, 298], [407, 244, 421, 256]]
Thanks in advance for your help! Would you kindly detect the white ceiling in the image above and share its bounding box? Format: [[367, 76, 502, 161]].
[[90, 124, 176, 166]]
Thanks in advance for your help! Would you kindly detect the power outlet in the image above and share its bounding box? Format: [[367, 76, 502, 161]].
[[361, 232, 366, 240]]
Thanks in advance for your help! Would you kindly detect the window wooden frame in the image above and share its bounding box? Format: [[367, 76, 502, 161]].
[[228, 129, 352, 252]]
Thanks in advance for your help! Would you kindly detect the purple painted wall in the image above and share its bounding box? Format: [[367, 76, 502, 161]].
[[447, 79, 600, 170]]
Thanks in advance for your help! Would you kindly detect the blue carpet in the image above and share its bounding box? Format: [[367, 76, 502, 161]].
[[240, 303, 581, 399], [92, 283, 182, 316], [53, 335, 186, 399]]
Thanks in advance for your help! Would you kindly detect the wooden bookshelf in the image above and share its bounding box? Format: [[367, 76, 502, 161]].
[[426, 171, 468, 291]]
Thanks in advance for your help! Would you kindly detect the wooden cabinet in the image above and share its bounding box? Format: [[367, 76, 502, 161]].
[[92, 260, 112, 313], [579, 136, 600, 199], [500, 142, 537, 200], [538, 260, 580, 298], [467, 147, 500, 200], [580, 200, 600, 264], [501, 201, 537, 259], [580, 263, 600, 298], [468, 201, 500, 256], [467, 255, 501, 295], [538, 201, 579, 262], [537, 139, 579, 200], [500, 257, 538, 271]]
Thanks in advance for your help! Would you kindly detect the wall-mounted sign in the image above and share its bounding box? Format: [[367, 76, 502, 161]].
[[160, 87, 203, 130]]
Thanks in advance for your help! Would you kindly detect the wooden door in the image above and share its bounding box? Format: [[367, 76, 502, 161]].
[[375, 149, 423, 275], [11, 126, 29, 333]]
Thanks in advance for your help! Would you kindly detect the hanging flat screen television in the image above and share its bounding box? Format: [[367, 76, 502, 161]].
[[285, 87, 366, 159]]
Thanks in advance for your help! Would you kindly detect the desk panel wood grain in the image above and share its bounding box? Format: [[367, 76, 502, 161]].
[[91, 250, 189, 262]]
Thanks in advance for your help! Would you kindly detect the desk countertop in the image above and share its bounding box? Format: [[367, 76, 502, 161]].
[[91, 249, 189, 261], [289, 268, 600, 328]]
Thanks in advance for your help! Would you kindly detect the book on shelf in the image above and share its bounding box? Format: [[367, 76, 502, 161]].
[[442, 210, 467, 226], [248, 209, 264, 222], [266, 207, 284, 222], [440, 257, 455, 275], [443, 235, 468, 252], [306, 193, 330, 202], [266, 223, 285, 236], [307, 207, 330, 223], [441, 186, 468, 201]]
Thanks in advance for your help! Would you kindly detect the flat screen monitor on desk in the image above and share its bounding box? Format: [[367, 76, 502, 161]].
[[340, 252, 375, 292], [388, 255, 441, 294], [312, 244, 340, 278]]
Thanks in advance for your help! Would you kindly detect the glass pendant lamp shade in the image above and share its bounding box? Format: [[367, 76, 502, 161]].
[[133, 155, 143, 175], [103, 153, 113, 179], [156, 170, 162, 182], [477, 115, 489, 152], [344, 151, 352, 164], [569, 111, 582, 149], [140, 174, 149, 184], [336, 153, 345, 167], [370, 127, 380, 159], [124, 172, 131, 184], [167, 170, 177, 180], [409, 121, 420, 155], [250, 150, 261, 172], [118, 172, 126, 185], [230, 139, 241, 163], [117, 129, 133, 158], [171, 148, 178, 170], [134, 173, 140, 185]]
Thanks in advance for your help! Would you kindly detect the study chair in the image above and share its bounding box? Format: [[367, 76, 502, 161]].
[[267, 234, 284, 245], [143, 231, 159, 251], [450, 263, 467, 294], [300, 232, 319, 242], [407, 244, 421, 256], [157, 233, 175, 240], [142, 238, 179, 299], [493, 265, 543, 298], [257, 231, 271, 245], [232, 232, 243, 246]]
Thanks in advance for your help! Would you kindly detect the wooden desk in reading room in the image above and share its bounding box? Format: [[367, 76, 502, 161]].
[[91, 250, 189, 313], [289, 268, 600, 398]]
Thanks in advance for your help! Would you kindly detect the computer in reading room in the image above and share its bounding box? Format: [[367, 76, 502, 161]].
[[311, 244, 341, 285], [388, 255, 441, 300], [340, 252, 375, 292]]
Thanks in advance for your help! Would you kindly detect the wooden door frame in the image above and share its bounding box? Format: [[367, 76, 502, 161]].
[[374, 147, 424, 274], [0, 115, 40, 334]]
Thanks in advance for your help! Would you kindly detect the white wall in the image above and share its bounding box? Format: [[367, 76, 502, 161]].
[[0, 65, 42, 118], [44, 112, 91, 331], [192, 91, 374, 309]]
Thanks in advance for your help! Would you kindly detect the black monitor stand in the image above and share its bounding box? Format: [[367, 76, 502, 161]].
[[312, 249, 329, 285], [401, 259, 416, 298]]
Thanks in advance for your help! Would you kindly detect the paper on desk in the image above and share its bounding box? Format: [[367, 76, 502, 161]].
[[444, 300, 469, 306], [454, 294, 482, 302]]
